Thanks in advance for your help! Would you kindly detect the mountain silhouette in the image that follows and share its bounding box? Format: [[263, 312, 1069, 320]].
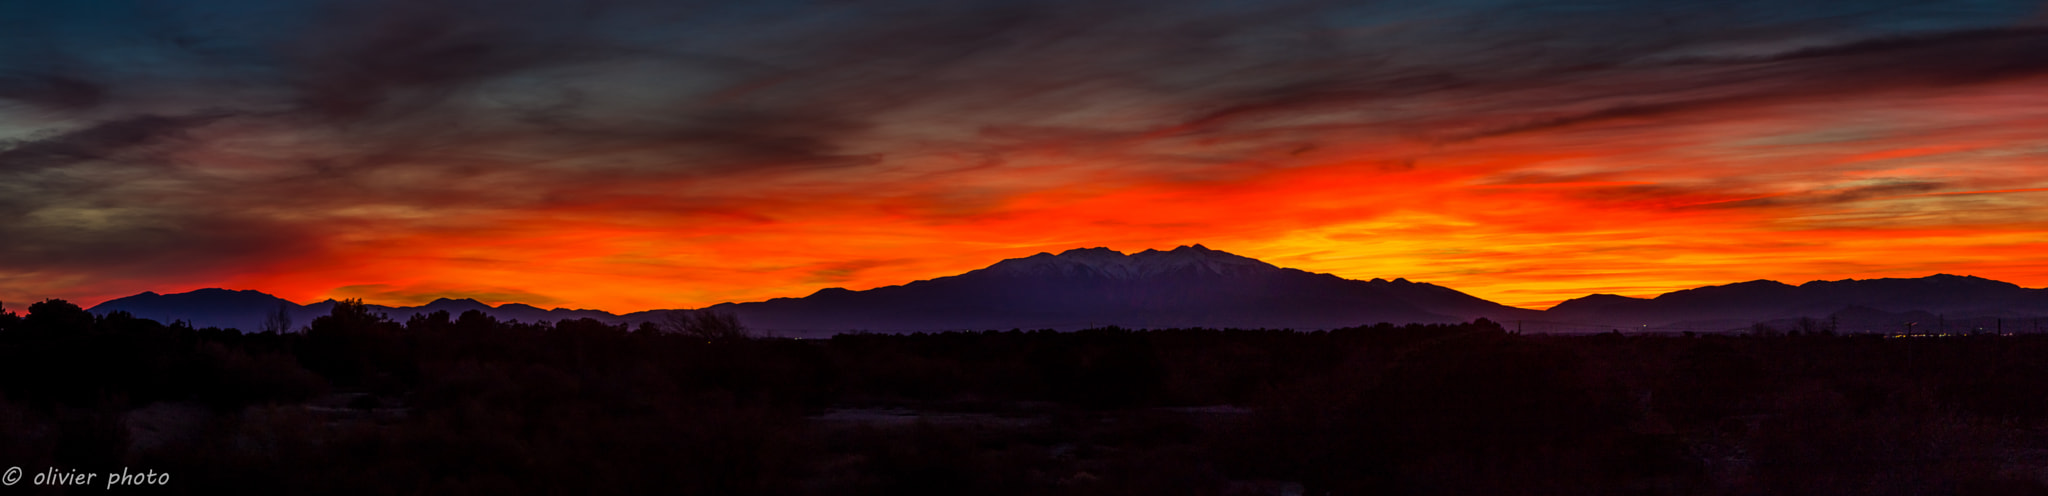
[[92, 292, 630, 333], [85, 247, 2048, 335], [1544, 273, 2048, 331], [693, 245, 1542, 335], [87, 288, 298, 332]]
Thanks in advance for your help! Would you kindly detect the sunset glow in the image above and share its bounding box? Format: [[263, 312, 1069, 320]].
[[5, 1, 2047, 312]]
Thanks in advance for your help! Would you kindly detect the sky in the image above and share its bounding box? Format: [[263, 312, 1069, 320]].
[[4, 0, 2048, 312]]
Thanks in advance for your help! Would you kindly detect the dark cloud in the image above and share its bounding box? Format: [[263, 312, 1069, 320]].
[[280, 0, 600, 119], [1681, 26, 2048, 65], [0, 208, 325, 280], [1692, 181, 1952, 210], [0, 72, 105, 110], [0, 112, 321, 290], [1452, 26, 2048, 141], [0, 113, 224, 173]]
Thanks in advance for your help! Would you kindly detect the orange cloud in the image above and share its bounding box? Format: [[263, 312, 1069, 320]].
[[8, 3, 2048, 315]]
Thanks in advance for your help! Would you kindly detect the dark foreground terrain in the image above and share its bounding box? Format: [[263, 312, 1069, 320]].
[[4, 299, 2048, 495]]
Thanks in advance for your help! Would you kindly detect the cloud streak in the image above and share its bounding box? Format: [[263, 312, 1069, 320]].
[[4, 0, 2047, 311]]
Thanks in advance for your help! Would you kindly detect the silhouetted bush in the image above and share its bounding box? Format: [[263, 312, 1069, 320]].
[[5, 300, 2048, 495]]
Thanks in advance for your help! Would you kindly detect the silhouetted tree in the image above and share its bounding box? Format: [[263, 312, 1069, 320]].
[[0, 300, 18, 332], [25, 298, 94, 334], [661, 309, 750, 341], [301, 299, 412, 389], [261, 301, 294, 333]]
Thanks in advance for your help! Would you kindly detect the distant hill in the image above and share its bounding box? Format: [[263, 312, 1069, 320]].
[[1542, 274, 2048, 333], [85, 247, 2048, 336], [87, 289, 300, 333], [90, 291, 631, 333]]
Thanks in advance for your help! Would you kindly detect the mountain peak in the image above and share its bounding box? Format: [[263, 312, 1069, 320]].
[[1798, 273, 2020, 290], [423, 298, 493, 311], [189, 288, 262, 295], [109, 288, 288, 304], [88, 288, 298, 333], [1117, 244, 1276, 274], [725, 243, 1528, 333], [1547, 293, 1648, 313], [1136, 244, 1215, 254], [984, 245, 1278, 280], [808, 287, 856, 298], [1925, 273, 2001, 284], [1734, 279, 1795, 287], [1057, 247, 1126, 257]]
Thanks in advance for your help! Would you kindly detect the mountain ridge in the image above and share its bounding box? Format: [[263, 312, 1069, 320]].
[[685, 245, 1545, 335], [80, 246, 2048, 336], [1543, 272, 2048, 332]]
